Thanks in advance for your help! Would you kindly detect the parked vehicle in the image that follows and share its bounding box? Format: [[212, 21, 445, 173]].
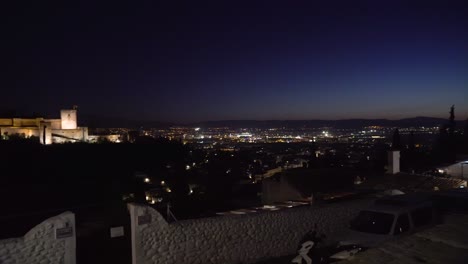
[[328, 193, 438, 261]]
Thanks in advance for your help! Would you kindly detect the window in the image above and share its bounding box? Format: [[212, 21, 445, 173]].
[[394, 213, 410, 235], [350, 211, 395, 235], [411, 207, 433, 227]]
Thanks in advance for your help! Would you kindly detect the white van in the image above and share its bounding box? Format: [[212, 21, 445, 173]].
[[331, 194, 437, 260]]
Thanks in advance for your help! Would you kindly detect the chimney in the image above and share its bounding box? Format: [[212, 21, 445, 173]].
[[387, 150, 400, 174]]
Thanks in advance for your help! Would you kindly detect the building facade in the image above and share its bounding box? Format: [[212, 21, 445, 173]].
[[0, 109, 88, 144]]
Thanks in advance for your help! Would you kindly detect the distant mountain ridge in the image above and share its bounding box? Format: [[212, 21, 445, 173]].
[[80, 116, 463, 129], [190, 117, 454, 129], [79, 114, 175, 129]]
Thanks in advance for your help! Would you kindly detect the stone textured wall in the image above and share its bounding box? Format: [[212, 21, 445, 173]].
[[0, 128, 40, 138], [0, 119, 13, 126], [52, 128, 88, 143], [60, 110, 77, 130], [47, 119, 62, 130], [0, 212, 75, 264], [444, 162, 468, 179], [12, 118, 42, 127], [129, 199, 372, 264]]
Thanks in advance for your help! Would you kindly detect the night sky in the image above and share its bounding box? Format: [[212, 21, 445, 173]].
[[3, 1, 468, 123]]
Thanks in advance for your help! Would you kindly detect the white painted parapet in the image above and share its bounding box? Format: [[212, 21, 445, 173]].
[[128, 200, 370, 264], [0, 211, 76, 264]]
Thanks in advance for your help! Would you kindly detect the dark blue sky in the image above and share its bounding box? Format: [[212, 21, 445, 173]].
[[3, 1, 468, 122]]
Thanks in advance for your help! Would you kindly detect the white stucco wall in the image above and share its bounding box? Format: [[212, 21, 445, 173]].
[[129, 199, 371, 264], [387, 151, 400, 174], [440, 161, 468, 179], [0, 212, 76, 264]]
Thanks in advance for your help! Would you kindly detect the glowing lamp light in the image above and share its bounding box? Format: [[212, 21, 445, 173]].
[[144, 178, 151, 183], [161, 180, 166, 186]]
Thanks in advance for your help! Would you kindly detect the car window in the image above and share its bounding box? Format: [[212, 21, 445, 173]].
[[411, 207, 433, 227], [350, 210, 395, 235], [394, 213, 410, 235]]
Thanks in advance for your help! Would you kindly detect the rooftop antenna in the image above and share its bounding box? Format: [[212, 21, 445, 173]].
[[166, 202, 178, 222]]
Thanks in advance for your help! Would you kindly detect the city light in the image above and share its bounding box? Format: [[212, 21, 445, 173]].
[[5, 3, 468, 264]]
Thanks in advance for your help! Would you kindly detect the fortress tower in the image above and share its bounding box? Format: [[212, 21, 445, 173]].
[[60, 109, 77, 129]]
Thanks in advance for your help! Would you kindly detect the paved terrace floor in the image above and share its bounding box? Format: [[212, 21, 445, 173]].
[[337, 214, 468, 264]]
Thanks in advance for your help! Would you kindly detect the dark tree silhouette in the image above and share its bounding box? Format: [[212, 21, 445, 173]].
[[464, 119, 468, 136], [308, 143, 318, 168], [402, 130, 416, 172], [408, 131, 415, 152], [449, 105, 456, 138], [392, 129, 401, 150], [464, 118, 468, 154], [439, 124, 449, 142], [448, 105, 457, 162], [433, 105, 458, 164]]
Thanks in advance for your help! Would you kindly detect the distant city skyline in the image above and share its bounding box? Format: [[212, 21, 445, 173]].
[[3, 1, 468, 122], [0, 107, 465, 125]]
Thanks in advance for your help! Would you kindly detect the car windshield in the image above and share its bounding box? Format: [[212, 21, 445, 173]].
[[350, 210, 395, 235]]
